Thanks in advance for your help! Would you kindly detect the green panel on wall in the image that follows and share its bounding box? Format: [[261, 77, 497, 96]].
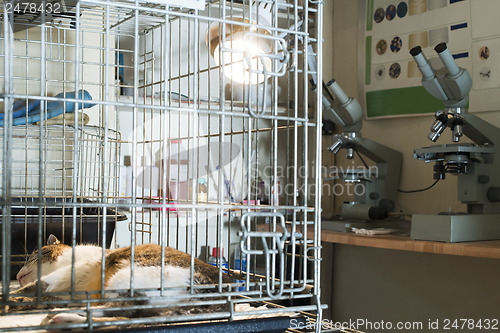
[[366, 86, 444, 117], [365, 36, 372, 86], [366, 0, 373, 31]]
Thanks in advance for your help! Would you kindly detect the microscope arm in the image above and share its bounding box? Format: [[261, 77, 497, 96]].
[[351, 137, 403, 201], [353, 137, 403, 165], [461, 113, 500, 147]]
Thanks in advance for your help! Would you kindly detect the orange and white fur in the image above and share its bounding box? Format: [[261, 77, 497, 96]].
[[12, 235, 231, 325]]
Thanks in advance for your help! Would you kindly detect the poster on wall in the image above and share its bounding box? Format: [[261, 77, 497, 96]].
[[360, 0, 500, 118]]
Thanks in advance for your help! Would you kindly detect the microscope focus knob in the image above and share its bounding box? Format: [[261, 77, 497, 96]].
[[368, 206, 388, 220], [487, 187, 500, 203], [378, 198, 395, 212], [478, 175, 490, 184]]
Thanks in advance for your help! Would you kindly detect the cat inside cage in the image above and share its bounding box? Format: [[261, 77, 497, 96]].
[[1, 0, 324, 331]]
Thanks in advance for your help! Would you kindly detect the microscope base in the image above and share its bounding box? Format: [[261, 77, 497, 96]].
[[322, 219, 407, 233], [411, 214, 500, 242]]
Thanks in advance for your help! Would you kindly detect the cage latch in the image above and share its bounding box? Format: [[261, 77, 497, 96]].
[[239, 212, 289, 299]]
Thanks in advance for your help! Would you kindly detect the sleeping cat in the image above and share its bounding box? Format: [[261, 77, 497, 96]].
[[10, 235, 234, 325]]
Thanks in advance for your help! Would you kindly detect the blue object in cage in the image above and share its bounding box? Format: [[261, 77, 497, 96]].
[[0, 90, 95, 126]]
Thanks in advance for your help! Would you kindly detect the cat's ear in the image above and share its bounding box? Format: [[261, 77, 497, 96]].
[[47, 234, 61, 245]]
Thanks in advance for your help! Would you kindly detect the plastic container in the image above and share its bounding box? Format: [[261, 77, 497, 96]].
[[208, 247, 228, 269], [234, 246, 247, 272], [234, 246, 248, 291], [198, 178, 208, 202], [119, 155, 133, 206]]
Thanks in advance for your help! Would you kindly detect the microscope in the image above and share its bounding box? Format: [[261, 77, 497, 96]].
[[410, 42, 500, 242], [318, 79, 403, 232]]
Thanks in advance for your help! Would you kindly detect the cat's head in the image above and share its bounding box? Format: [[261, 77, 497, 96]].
[[16, 234, 70, 287]]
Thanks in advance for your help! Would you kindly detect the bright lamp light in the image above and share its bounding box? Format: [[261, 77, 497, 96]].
[[206, 19, 274, 85]]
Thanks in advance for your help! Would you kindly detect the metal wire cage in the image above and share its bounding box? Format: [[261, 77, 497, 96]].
[[0, 125, 120, 199], [0, 0, 325, 332]]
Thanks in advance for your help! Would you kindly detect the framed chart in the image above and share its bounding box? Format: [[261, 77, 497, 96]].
[[360, 0, 500, 118]]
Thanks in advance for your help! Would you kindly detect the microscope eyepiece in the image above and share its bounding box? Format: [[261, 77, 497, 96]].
[[410, 46, 422, 57], [434, 42, 448, 54], [326, 79, 336, 86], [435, 42, 460, 77], [326, 79, 350, 105], [410, 46, 436, 81]]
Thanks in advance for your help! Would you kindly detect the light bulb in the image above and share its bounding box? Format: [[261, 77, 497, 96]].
[[213, 33, 272, 84], [207, 20, 274, 85]]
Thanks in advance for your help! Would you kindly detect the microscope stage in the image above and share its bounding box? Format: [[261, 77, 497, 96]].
[[414, 143, 495, 160], [414, 143, 494, 161]]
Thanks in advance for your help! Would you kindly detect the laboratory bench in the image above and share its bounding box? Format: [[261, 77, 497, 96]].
[[319, 230, 500, 259], [317, 227, 500, 332], [259, 221, 500, 259]]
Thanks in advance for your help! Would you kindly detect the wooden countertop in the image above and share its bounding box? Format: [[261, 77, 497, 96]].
[[257, 222, 500, 259], [320, 230, 500, 260]]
